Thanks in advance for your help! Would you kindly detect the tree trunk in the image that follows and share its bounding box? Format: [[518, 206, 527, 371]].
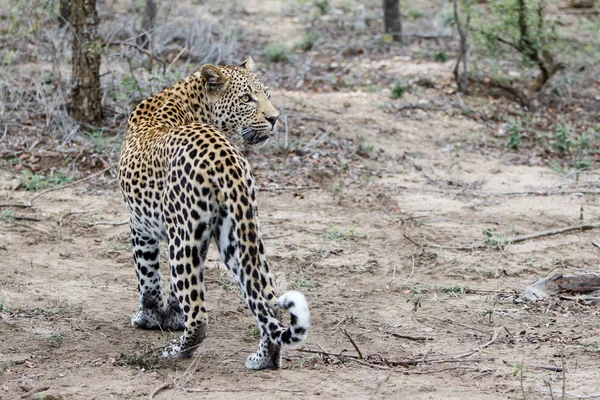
[[70, 0, 103, 125], [58, 0, 70, 28], [383, 0, 402, 42], [138, 0, 157, 49]]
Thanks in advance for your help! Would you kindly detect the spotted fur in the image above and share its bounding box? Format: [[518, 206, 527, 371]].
[[117, 57, 310, 370]]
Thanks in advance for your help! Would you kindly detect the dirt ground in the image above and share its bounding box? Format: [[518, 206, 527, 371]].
[[1, 1, 600, 399]]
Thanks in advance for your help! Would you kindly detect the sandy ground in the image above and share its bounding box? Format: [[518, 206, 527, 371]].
[[2, 0, 600, 399], [2, 82, 600, 400]]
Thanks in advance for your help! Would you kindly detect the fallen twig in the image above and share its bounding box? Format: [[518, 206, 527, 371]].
[[0, 203, 31, 208], [384, 329, 432, 342], [455, 328, 501, 359], [258, 185, 320, 192], [535, 390, 600, 399], [592, 241, 600, 250], [518, 273, 600, 302], [296, 348, 494, 368], [13, 222, 51, 235], [469, 189, 600, 197], [533, 365, 563, 373], [20, 386, 50, 398], [58, 210, 90, 226], [506, 223, 600, 244], [149, 383, 172, 399], [89, 219, 129, 226], [343, 329, 363, 359], [183, 388, 304, 394], [13, 215, 42, 221]]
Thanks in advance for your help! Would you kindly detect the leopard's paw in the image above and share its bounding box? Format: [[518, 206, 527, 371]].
[[131, 308, 163, 330]]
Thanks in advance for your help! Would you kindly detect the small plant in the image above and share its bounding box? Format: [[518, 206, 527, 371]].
[[409, 9, 424, 20], [323, 226, 361, 241], [87, 130, 120, 154], [483, 229, 509, 249], [44, 332, 64, 347], [576, 157, 592, 170], [291, 277, 318, 289], [390, 80, 409, 99], [0, 296, 11, 313], [553, 123, 575, 155], [433, 51, 449, 63], [357, 138, 376, 157], [513, 359, 525, 377], [106, 241, 131, 252], [1, 208, 15, 223], [264, 43, 291, 63], [408, 293, 423, 312], [443, 284, 467, 295], [1, 360, 15, 377], [297, 32, 321, 51], [119, 348, 161, 371], [506, 120, 522, 150], [313, 0, 329, 14], [20, 170, 73, 191], [332, 179, 345, 203], [246, 325, 260, 339]]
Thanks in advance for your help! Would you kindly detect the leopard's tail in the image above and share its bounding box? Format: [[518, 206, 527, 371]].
[[277, 290, 310, 347]]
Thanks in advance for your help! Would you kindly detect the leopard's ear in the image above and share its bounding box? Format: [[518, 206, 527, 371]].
[[200, 64, 230, 93], [239, 56, 255, 72]]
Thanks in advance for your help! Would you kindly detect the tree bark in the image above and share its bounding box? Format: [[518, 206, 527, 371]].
[[453, 0, 470, 93], [70, 0, 103, 125], [138, 0, 157, 49], [58, 0, 70, 28], [383, 0, 402, 42]]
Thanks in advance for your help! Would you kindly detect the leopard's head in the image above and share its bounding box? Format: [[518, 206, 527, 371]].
[[200, 57, 279, 145]]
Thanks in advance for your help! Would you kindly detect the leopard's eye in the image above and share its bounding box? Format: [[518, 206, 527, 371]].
[[241, 94, 251, 103]]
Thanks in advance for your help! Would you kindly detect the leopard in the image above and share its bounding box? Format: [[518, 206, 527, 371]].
[[117, 56, 309, 370]]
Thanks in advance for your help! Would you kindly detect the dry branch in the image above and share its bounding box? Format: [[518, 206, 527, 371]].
[[342, 329, 363, 359], [506, 223, 600, 244], [149, 383, 172, 399], [258, 185, 320, 191], [384, 330, 432, 342], [0, 203, 31, 208], [20, 386, 50, 399], [518, 273, 600, 302], [89, 219, 129, 226]]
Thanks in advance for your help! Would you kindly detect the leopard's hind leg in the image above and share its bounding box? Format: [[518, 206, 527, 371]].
[[160, 168, 214, 358], [128, 224, 165, 330]]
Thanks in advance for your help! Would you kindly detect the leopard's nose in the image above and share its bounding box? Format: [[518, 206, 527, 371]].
[[266, 114, 279, 128]]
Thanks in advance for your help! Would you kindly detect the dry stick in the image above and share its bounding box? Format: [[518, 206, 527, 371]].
[[342, 329, 363, 359], [89, 219, 129, 226], [29, 165, 113, 204], [58, 210, 89, 226], [296, 348, 493, 368], [506, 223, 600, 244], [13, 222, 51, 235], [20, 386, 50, 399], [258, 185, 320, 191], [533, 365, 563, 373], [384, 330, 432, 342], [592, 241, 600, 250], [455, 328, 501, 359], [535, 390, 600, 399], [183, 388, 304, 394], [474, 189, 600, 197], [148, 383, 172, 399], [0, 203, 31, 208], [13, 215, 42, 221]]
